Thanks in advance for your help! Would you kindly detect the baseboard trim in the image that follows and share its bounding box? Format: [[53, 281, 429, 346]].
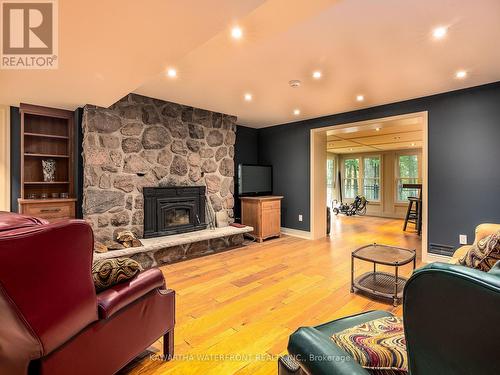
[[364, 213, 406, 220], [280, 227, 312, 240], [424, 252, 451, 264]]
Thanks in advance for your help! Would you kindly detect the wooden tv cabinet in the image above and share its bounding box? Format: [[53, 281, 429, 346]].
[[240, 196, 283, 242]]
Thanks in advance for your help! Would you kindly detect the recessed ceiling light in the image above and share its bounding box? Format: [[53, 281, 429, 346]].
[[293, 109, 301, 116], [231, 26, 243, 39], [349, 148, 353, 151], [411, 143, 416, 146], [432, 26, 447, 39], [167, 68, 177, 78], [375, 127, 381, 131], [244, 93, 252, 102], [312, 71, 322, 79], [455, 70, 467, 79], [356, 95, 364, 102]]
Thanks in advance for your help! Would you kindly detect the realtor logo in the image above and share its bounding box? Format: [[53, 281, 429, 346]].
[[1, 0, 58, 69]]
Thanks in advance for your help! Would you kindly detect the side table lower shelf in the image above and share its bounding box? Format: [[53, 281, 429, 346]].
[[351, 271, 408, 306]]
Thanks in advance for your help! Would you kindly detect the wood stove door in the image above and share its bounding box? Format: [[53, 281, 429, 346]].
[[157, 199, 200, 234]]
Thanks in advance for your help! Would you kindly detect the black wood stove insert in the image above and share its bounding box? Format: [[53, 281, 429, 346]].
[[143, 186, 207, 238]]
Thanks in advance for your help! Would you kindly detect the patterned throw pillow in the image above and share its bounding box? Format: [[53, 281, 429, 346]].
[[331, 316, 408, 375], [92, 257, 142, 292], [458, 231, 500, 272]]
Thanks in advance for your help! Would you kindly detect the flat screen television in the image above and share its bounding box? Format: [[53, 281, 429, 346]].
[[238, 164, 273, 196]]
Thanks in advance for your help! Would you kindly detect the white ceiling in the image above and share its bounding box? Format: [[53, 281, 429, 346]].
[[327, 116, 423, 154], [0, 0, 266, 110], [1, 0, 500, 128]]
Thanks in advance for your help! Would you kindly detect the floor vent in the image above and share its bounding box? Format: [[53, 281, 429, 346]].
[[429, 243, 455, 256]]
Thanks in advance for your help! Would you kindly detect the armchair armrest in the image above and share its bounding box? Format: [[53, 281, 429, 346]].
[[473, 223, 500, 245], [288, 327, 370, 375], [97, 268, 166, 319], [451, 223, 500, 261], [451, 245, 469, 263]]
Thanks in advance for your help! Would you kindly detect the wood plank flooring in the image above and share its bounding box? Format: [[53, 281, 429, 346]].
[[123, 216, 422, 374]]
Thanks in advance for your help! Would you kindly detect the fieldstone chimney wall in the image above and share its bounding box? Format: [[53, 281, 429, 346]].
[[82, 93, 236, 242]]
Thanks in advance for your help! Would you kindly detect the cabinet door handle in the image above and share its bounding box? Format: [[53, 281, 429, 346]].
[[40, 208, 61, 213]]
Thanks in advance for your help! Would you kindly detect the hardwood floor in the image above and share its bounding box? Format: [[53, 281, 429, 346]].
[[123, 216, 422, 374]]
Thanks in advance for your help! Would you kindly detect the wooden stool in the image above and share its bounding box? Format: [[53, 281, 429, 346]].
[[403, 197, 421, 235]]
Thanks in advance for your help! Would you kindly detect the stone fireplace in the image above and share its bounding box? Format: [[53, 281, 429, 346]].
[[82, 93, 236, 243], [143, 186, 207, 238]]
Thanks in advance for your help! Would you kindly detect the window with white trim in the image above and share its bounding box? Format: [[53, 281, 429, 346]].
[[363, 156, 380, 201], [343, 158, 360, 199], [396, 154, 419, 202], [326, 157, 336, 207]]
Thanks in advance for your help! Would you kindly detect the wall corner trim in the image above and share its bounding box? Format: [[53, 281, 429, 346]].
[[0, 105, 10, 211]]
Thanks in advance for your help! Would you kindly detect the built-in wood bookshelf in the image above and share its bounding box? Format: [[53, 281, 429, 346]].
[[18, 104, 76, 221]]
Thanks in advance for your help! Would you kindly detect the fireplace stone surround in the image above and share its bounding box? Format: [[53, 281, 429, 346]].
[[82, 93, 237, 244]]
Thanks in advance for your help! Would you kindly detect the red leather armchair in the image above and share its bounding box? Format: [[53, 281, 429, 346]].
[[0, 212, 175, 374]]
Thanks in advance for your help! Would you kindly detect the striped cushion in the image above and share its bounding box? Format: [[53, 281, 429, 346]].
[[331, 316, 408, 375], [459, 231, 500, 272], [92, 257, 142, 292]]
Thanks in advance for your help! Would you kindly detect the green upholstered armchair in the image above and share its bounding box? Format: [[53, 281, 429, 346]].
[[284, 262, 500, 375]]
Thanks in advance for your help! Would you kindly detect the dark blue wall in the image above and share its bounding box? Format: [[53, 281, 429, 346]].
[[234, 125, 259, 222], [256, 82, 500, 254]]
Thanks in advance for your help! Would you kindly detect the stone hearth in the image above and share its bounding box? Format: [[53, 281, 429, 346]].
[[94, 225, 253, 269], [82, 93, 237, 242]]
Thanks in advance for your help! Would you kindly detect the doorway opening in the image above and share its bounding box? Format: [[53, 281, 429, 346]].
[[311, 112, 430, 261]]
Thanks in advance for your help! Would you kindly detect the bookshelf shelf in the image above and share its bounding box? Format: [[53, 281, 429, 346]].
[[24, 132, 70, 140], [18, 104, 76, 221], [24, 181, 70, 185], [24, 153, 70, 158]]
